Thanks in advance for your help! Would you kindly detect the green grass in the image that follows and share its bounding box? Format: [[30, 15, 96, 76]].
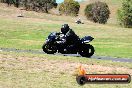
[[0, 1, 132, 88], [0, 1, 132, 58], [0, 18, 60, 49], [0, 17, 132, 58]]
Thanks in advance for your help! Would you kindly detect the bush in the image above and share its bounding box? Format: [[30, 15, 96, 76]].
[[24, 0, 57, 13], [0, 0, 19, 7], [85, 1, 110, 24], [117, 0, 132, 28], [59, 0, 80, 16]]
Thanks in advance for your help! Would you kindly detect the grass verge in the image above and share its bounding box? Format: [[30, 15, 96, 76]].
[[0, 51, 132, 88]]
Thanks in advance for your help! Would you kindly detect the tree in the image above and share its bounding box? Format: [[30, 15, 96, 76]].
[[0, 0, 19, 7], [59, 0, 80, 16], [6, 0, 12, 6], [15, 0, 20, 8], [26, 0, 57, 13], [0, 0, 57, 13], [117, 0, 132, 28], [85, 1, 110, 24], [34, 0, 57, 13]]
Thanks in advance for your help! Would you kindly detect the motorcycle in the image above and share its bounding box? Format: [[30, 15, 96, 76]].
[[42, 32, 95, 57], [75, 20, 84, 24]]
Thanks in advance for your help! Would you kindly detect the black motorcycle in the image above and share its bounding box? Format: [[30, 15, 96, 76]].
[[42, 32, 95, 57]]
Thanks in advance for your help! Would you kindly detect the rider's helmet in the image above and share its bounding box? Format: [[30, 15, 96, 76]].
[[61, 24, 69, 34]]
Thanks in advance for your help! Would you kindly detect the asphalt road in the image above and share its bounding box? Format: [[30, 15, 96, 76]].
[[0, 47, 132, 63]]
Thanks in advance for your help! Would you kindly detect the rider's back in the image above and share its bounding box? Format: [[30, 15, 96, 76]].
[[65, 29, 79, 45]]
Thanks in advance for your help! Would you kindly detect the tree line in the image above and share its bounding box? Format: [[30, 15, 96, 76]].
[[0, 0, 57, 13]]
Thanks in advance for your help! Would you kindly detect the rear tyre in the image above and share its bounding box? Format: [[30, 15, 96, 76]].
[[42, 43, 57, 54], [79, 44, 94, 57]]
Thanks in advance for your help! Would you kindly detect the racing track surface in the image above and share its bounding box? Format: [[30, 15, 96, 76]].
[[0, 48, 132, 63]]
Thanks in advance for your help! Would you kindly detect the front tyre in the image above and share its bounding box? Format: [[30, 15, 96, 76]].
[[79, 44, 94, 57], [42, 43, 57, 54]]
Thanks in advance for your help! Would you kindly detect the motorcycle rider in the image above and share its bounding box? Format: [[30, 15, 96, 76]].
[[60, 24, 79, 45]]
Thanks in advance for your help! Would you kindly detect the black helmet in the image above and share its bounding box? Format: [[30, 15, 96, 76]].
[[61, 24, 69, 34]]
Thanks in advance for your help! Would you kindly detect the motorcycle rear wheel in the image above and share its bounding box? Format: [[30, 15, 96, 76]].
[[79, 44, 94, 57], [42, 44, 57, 54]]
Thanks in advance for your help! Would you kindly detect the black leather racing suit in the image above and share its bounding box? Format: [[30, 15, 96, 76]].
[[63, 29, 79, 45]]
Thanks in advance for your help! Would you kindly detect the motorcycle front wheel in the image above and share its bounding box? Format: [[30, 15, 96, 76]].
[[42, 43, 57, 54], [79, 44, 94, 57]]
